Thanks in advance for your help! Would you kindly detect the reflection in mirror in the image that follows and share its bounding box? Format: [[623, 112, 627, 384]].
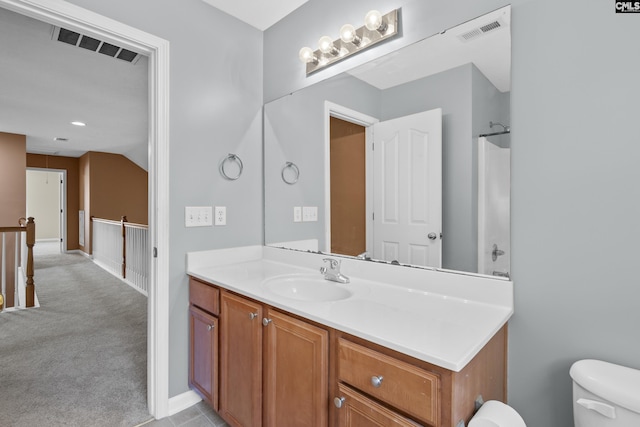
[[264, 5, 511, 277]]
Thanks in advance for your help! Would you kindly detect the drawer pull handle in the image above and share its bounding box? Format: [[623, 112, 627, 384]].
[[207, 324, 214, 331], [334, 397, 346, 408], [249, 312, 258, 320], [262, 318, 272, 326], [371, 375, 384, 388]]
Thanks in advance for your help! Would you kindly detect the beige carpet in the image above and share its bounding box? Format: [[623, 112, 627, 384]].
[[0, 243, 152, 426]]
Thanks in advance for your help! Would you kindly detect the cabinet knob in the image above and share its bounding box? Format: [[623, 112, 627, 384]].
[[249, 312, 258, 320], [207, 324, 214, 331], [262, 318, 272, 326], [334, 397, 346, 408], [371, 375, 384, 388]]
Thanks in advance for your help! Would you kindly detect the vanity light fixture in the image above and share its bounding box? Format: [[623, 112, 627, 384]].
[[299, 8, 399, 75]]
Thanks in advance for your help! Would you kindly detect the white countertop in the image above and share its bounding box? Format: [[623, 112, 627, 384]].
[[186, 245, 513, 372]]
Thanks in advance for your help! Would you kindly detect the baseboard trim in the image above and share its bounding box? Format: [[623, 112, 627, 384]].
[[167, 390, 202, 416]]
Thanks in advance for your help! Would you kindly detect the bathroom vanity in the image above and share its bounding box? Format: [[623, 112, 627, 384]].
[[187, 246, 513, 427]]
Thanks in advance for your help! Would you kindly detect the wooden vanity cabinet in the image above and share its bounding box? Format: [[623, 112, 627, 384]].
[[188, 277, 220, 410], [188, 276, 506, 427], [219, 289, 329, 427]]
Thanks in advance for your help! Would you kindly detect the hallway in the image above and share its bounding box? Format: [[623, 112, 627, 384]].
[[0, 242, 150, 426]]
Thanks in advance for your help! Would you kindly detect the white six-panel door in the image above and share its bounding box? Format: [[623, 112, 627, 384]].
[[371, 109, 442, 267]]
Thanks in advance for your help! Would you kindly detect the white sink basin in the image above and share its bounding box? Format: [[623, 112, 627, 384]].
[[263, 274, 353, 302]]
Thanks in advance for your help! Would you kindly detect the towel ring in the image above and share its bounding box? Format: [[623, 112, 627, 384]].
[[281, 161, 300, 185], [220, 153, 243, 180]]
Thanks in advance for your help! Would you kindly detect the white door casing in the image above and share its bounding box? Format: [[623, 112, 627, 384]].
[[372, 109, 442, 267]]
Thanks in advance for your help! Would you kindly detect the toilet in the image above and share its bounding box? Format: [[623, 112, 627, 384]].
[[468, 400, 526, 426], [570, 359, 640, 426]]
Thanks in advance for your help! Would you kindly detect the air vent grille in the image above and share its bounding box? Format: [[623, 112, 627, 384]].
[[53, 26, 140, 64], [456, 18, 506, 42]]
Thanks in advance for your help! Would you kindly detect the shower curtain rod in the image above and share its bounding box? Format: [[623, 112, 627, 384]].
[[479, 130, 511, 138]]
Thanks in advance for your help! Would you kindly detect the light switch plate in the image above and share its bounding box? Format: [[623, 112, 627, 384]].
[[293, 206, 302, 222], [185, 206, 213, 227], [302, 206, 318, 222]]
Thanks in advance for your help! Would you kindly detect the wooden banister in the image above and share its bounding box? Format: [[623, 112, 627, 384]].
[[25, 217, 35, 308], [121, 216, 127, 279]]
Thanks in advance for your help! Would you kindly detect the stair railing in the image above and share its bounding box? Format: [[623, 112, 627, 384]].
[[0, 217, 35, 310]]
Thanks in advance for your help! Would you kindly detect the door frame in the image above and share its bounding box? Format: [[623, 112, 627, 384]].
[[1, 0, 171, 418], [323, 101, 378, 254]]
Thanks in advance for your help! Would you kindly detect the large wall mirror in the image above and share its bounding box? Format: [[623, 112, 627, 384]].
[[264, 5, 511, 277]]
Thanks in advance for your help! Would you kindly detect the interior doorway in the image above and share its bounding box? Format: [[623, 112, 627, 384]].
[[0, 0, 170, 418], [329, 117, 366, 256], [26, 168, 65, 252]]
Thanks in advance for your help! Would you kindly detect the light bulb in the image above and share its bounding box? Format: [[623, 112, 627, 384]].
[[298, 46, 317, 64], [339, 24, 361, 45], [365, 10, 387, 33], [318, 36, 338, 55]]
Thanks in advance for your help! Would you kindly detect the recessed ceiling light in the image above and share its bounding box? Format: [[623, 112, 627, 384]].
[[71, 121, 86, 126]]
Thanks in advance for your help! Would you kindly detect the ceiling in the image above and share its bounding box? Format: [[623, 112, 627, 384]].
[[0, 7, 149, 167], [201, 0, 309, 31]]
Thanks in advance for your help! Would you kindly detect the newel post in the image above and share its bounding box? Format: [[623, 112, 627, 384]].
[[25, 217, 35, 308], [121, 216, 127, 279]]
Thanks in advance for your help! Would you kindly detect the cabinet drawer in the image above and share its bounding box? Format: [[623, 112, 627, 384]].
[[336, 383, 422, 427], [189, 277, 219, 315], [338, 338, 439, 425]]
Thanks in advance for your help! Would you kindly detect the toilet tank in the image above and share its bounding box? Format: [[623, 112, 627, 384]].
[[570, 359, 640, 427]]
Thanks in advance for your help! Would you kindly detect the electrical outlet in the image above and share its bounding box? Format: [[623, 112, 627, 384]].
[[302, 206, 318, 222], [293, 206, 302, 222], [185, 206, 213, 227], [215, 206, 227, 226]]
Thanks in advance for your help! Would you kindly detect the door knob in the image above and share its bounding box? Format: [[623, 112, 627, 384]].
[[492, 243, 505, 261], [207, 324, 214, 331], [428, 232, 437, 240], [262, 318, 272, 326], [249, 312, 258, 320], [334, 397, 346, 408]]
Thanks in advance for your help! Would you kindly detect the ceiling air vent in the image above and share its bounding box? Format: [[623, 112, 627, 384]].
[[456, 17, 507, 42], [52, 27, 141, 64]]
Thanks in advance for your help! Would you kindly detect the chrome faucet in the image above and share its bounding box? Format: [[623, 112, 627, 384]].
[[320, 258, 350, 284]]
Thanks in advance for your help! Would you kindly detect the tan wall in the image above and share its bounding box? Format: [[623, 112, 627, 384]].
[[0, 132, 26, 307], [27, 154, 80, 250], [79, 152, 148, 255], [89, 152, 148, 225], [0, 132, 26, 224]]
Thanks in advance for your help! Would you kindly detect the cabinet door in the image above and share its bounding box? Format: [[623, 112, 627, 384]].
[[189, 305, 218, 410], [335, 384, 420, 427], [219, 291, 263, 427], [263, 309, 329, 427]]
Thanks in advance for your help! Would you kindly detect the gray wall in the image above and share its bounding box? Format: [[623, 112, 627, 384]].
[[265, 1, 640, 427], [64, 0, 264, 397]]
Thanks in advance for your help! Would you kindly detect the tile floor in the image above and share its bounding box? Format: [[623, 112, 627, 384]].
[[136, 401, 229, 427]]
